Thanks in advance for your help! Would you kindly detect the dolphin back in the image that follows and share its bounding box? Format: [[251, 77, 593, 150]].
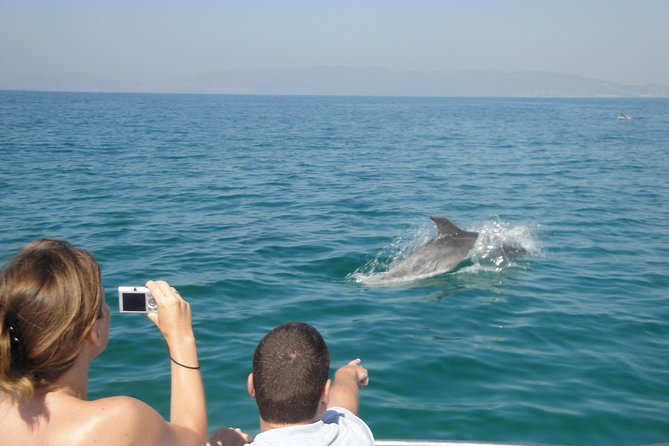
[[381, 216, 480, 281], [430, 215, 479, 238]]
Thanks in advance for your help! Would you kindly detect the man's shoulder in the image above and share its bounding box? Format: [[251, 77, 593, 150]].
[[249, 411, 374, 446], [323, 406, 364, 424], [323, 407, 375, 445]]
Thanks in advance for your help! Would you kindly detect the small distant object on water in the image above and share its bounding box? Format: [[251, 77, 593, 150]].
[[616, 113, 631, 120]]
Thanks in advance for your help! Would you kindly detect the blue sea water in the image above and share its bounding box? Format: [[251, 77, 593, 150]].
[[1, 91, 668, 445]]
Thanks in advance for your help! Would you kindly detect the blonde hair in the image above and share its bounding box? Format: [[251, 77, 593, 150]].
[[0, 239, 104, 399]]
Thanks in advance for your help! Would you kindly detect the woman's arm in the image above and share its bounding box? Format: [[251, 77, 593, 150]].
[[146, 280, 208, 445]]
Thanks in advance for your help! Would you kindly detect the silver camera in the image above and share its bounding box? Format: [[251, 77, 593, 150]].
[[118, 286, 157, 313]]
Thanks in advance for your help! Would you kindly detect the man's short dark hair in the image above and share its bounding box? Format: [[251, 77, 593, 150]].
[[252, 322, 330, 424]]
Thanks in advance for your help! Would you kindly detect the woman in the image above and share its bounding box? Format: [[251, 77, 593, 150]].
[[0, 239, 207, 445]]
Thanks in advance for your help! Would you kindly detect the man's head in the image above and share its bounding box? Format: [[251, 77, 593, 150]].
[[249, 322, 330, 425]]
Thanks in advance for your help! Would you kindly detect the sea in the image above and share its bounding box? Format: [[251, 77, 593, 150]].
[[1, 91, 667, 445]]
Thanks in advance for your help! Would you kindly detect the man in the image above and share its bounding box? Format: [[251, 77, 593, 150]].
[[209, 322, 374, 446]]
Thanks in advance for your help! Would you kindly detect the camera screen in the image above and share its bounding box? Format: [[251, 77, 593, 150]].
[[121, 292, 147, 312]]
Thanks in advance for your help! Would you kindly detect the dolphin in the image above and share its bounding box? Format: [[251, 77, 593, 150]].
[[381, 216, 480, 281]]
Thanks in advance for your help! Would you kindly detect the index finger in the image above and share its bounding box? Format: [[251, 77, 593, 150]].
[[146, 280, 182, 305], [347, 359, 369, 386]]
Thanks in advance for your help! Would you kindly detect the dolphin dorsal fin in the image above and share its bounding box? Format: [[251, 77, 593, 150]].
[[430, 216, 468, 236]]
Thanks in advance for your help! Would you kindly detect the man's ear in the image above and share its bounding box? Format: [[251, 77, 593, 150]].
[[247, 373, 256, 398], [321, 378, 331, 405]]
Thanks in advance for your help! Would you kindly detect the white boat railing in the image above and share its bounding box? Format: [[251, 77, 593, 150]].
[[375, 441, 565, 446]]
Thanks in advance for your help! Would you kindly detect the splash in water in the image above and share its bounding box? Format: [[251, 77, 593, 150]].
[[469, 219, 537, 269]]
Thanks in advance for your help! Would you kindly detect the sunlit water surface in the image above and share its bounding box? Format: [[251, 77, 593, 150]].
[[1, 92, 668, 445]]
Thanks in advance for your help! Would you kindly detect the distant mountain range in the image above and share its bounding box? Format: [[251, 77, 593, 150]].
[[4, 66, 669, 97], [169, 67, 669, 98]]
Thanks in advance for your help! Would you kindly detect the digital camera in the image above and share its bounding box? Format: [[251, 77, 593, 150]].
[[118, 286, 157, 313]]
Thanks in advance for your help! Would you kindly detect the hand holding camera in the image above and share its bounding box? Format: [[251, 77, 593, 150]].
[[118, 281, 195, 342], [145, 280, 193, 338], [117, 280, 203, 436], [118, 286, 157, 313], [120, 281, 199, 372]]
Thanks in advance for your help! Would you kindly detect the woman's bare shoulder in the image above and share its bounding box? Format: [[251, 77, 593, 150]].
[[0, 394, 166, 446], [67, 396, 168, 446], [89, 394, 158, 412]]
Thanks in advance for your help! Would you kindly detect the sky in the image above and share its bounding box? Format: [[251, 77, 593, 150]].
[[1, 0, 668, 92]]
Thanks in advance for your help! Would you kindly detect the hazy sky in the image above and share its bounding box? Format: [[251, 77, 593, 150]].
[[1, 0, 668, 91]]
